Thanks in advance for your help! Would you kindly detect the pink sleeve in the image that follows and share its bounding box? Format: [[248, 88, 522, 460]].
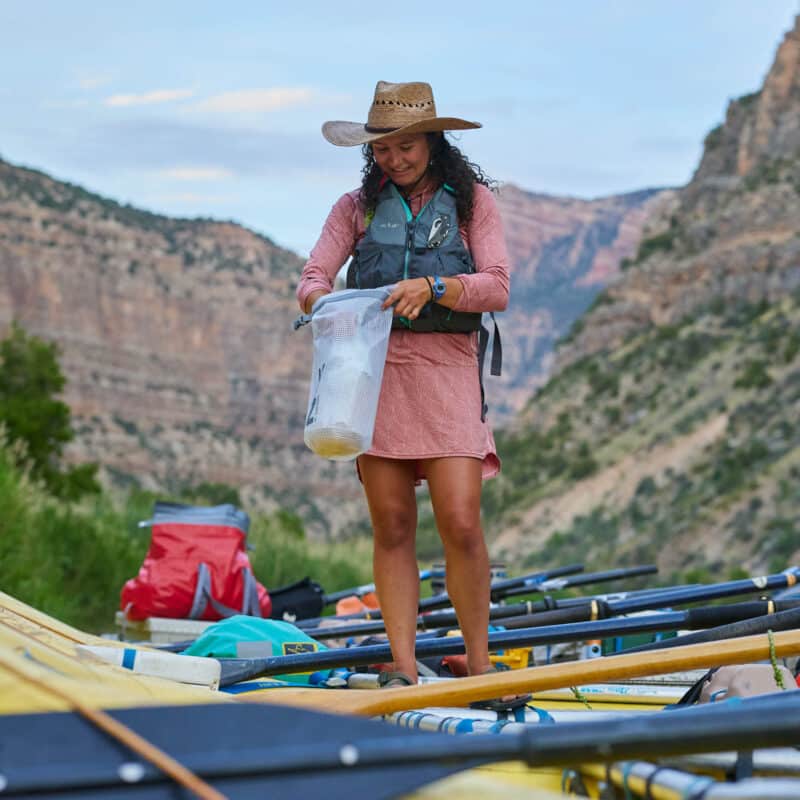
[[452, 184, 510, 313], [296, 191, 361, 310]]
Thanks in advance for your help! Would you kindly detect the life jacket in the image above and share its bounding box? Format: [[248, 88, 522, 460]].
[[120, 502, 272, 621], [346, 181, 502, 418], [346, 181, 480, 333]]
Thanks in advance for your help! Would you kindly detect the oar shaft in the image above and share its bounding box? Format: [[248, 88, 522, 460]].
[[485, 562, 583, 595], [611, 570, 799, 614], [303, 600, 539, 641], [487, 597, 800, 634], [302, 564, 585, 625], [418, 563, 585, 613], [321, 568, 442, 606], [218, 611, 689, 685], [490, 564, 657, 603], [622, 602, 800, 654]]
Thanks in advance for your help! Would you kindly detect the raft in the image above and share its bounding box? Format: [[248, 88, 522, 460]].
[[3, 589, 800, 799]]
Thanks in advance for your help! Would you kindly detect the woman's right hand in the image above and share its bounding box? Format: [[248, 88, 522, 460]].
[[383, 278, 432, 321]]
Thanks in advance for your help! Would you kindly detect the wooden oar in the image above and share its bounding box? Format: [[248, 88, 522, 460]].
[[245, 628, 800, 716]]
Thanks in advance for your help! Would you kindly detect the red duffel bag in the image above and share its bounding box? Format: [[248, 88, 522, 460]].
[[120, 502, 272, 621]]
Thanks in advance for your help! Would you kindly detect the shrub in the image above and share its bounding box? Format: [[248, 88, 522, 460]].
[[635, 229, 676, 263], [734, 359, 772, 390], [0, 323, 99, 498]]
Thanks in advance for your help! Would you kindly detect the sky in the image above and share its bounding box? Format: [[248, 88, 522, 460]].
[[1, 1, 798, 256]]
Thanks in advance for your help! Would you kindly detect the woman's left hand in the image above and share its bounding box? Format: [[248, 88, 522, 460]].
[[383, 278, 432, 320]]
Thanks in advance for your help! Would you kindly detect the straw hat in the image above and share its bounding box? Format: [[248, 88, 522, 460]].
[[322, 81, 481, 147]]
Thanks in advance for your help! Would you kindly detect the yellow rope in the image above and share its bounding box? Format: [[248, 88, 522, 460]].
[[569, 685, 593, 709], [767, 629, 787, 690]]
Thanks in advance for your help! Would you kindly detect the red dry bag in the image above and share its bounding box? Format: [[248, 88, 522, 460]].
[[120, 502, 271, 621]]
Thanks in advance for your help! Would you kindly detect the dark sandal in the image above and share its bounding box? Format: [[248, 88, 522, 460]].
[[377, 670, 416, 689], [469, 663, 532, 711]]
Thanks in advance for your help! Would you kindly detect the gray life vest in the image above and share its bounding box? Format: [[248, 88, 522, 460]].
[[345, 181, 502, 420], [346, 181, 481, 333]]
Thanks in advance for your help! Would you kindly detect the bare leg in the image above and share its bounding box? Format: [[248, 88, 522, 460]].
[[358, 454, 419, 682], [423, 456, 492, 676]]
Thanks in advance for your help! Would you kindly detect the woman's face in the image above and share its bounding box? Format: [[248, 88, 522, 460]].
[[371, 133, 430, 189]]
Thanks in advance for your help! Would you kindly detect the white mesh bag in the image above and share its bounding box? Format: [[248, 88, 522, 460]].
[[300, 288, 393, 461]]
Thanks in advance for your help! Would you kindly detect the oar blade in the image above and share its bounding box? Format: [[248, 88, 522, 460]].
[[0, 703, 484, 799]]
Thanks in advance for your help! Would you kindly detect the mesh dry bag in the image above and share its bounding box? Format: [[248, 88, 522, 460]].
[[296, 287, 393, 461]]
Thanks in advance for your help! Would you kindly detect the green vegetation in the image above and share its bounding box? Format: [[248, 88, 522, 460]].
[[0, 325, 372, 632], [742, 157, 796, 192], [0, 323, 99, 499], [486, 292, 800, 578], [0, 445, 373, 632], [633, 217, 682, 264]]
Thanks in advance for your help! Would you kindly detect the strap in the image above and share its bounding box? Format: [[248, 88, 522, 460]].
[[478, 323, 489, 421], [293, 313, 312, 330], [189, 563, 250, 620], [240, 567, 263, 618], [188, 563, 213, 619], [488, 312, 502, 376], [477, 312, 503, 422]]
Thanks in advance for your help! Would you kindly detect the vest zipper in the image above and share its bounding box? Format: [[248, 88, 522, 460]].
[[404, 221, 415, 280], [397, 187, 438, 280]]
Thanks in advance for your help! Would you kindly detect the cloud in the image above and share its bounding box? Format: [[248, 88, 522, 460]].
[[190, 88, 315, 113], [105, 89, 194, 108], [50, 118, 347, 179], [158, 166, 234, 181]]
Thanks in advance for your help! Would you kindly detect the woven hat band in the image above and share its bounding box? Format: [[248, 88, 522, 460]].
[[365, 81, 438, 129]]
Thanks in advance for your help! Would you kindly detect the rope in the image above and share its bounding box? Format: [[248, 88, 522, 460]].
[[0, 653, 225, 800], [643, 765, 675, 800], [767, 629, 787, 690], [681, 775, 714, 800], [620, 761, 636, 800], [560, 768, 581, 794], [569, 685, 592, 709]]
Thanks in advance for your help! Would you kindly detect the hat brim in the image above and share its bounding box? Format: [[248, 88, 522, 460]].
[[322, 117, 481, 147]]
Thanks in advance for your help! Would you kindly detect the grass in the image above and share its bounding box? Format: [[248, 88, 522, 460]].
[[0, 441, 373, 633], [485, 293, 800, 577]]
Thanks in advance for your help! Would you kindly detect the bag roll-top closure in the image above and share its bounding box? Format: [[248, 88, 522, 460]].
[[145, 502, 251, 536]]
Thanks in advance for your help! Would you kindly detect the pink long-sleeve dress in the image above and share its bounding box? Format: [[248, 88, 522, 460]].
[[296, 182, 510, 482]]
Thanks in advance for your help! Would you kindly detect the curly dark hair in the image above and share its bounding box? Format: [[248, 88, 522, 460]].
[[359, 133, 494, 224]]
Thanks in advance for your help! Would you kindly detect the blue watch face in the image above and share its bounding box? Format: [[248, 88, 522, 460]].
[[433, 276, 446, 299]]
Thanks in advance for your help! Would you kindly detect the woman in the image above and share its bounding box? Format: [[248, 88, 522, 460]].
[[297, 81, 510, 688]]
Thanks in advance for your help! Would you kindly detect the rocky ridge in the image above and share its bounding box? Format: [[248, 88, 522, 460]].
[[0, 157, 662, 536], [557, 16, 800, 365], [486, 16, 800, 578]]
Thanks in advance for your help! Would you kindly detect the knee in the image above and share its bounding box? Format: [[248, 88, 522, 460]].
[[372, 507, 416, 551], [437, 509, 484, 554]]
